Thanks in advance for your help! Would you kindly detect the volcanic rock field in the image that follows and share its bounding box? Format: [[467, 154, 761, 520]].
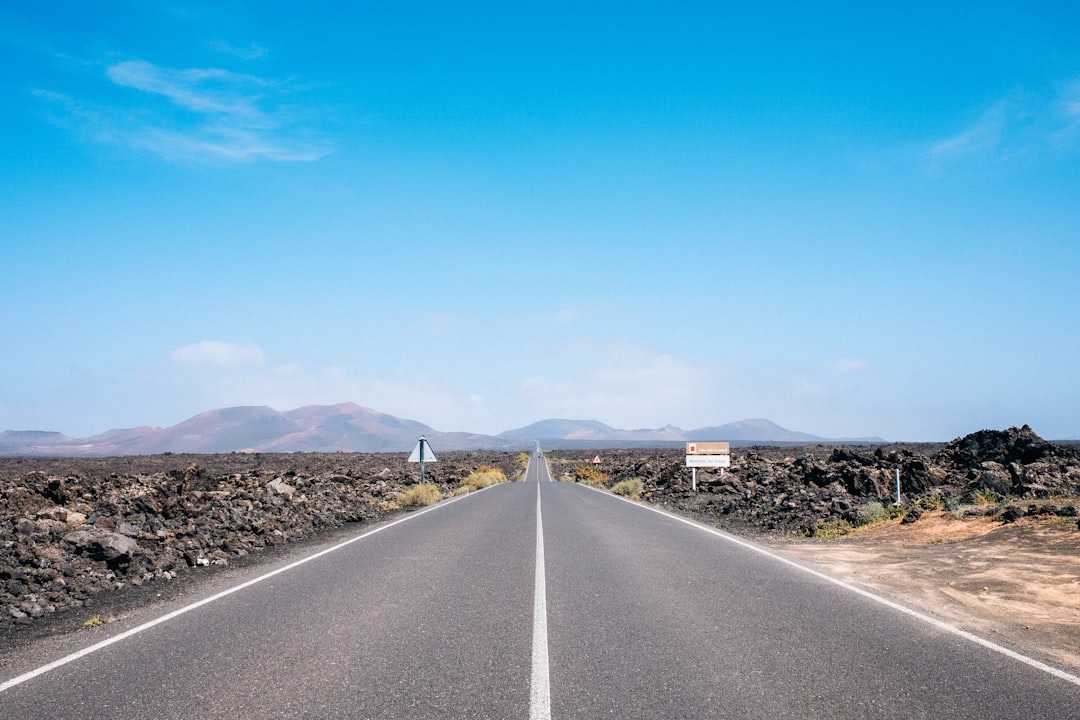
[[2, 425, 1078, 631]]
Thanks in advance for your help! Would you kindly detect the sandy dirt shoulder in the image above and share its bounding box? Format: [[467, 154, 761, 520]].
[[766, 512, 1080, 675]]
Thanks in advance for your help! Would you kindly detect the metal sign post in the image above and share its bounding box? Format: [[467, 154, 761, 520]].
[[408, 436, 438, 484]]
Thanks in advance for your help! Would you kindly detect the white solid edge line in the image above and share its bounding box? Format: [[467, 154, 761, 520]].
[[0, 489, 485, 694], [530, 476, 552, 720], [576, 483, 1080, 689]]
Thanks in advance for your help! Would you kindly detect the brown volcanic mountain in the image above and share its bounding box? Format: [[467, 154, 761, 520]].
[[0, 404, 885, 456], [0, 403, 500, 456]]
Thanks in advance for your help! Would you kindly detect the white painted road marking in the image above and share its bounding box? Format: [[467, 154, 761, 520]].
[[0, 492, 479, 694], [586, 484, 1080, 689], [530, 468, 552, 720]]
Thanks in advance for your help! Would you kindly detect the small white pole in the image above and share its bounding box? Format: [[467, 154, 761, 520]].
[[895, 467, 901, 504], [692, 467, 697, 492]]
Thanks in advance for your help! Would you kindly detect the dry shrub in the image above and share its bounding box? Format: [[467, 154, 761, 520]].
[[611, 478, 643, 500], [460, 466, 507, 492], [574, 464, 609, 487], [400, 484, 441, 507]]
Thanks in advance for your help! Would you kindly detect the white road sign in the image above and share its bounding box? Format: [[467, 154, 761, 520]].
[[685, 454, 730, 468]]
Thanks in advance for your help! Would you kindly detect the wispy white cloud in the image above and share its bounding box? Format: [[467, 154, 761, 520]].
[[1055, 79, 1080, 147], [31, 89, 117, 144], [422, 312, 467, 338], [927, 80, 1080, 168], [170, 340, 267, 368], [107, 60, 269, 122], [127, 124, 324, 163], [1060, 81, 1080, 118], [825, 358, 871, 374], [34, 56, 328, 163], [796, 380, 832, 398], [552, 306, 582, 325], [930, 100, 1009, 161], [105, 58, 328, 163], [209, 40, 267, 61], [157, 344, 490, 432], [519, 340, 720, 428]]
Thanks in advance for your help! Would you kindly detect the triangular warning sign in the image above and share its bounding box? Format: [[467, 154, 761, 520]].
[[408, 438, 438, 463], [592, 454, 602, 464]]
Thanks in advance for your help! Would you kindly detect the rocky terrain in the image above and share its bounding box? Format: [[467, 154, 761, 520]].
[[0, 451, 520, 629], [549, 424, 1080, 535], [2, 425, 1078, 635]]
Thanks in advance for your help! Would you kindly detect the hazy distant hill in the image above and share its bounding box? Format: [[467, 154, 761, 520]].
[[499, 419, 616, 439], [500, 419, 688, 447], [0, 403, 502, 456], [687, 418, 886, 444], [0, 430, 73, 444], [687, 418, 824, 443], [0, 430, 77, 454], [0, 404, 883, 456], [496, 417, 878, 449]]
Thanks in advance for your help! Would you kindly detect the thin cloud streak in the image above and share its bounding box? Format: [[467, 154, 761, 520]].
[[928, 79, 1080, 167], [107, 60, 271, 122], [129, 124, 324, 163], [827, 358, 872, 374], [930, 101, 1008, 161], [1056, 79, 1080, 148], [209, 40, 268, 61], [102, 58, 328, 163], [33, 55, 329, 163]]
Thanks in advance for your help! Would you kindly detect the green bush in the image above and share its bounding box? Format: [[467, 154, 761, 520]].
[[975, 488, 1004, 507], [811, 518, 854, 539], [400, 484, 441, 507], [611, 478, 644, 500], [913, 491, 944, 511], [855, 501, 888, 526]]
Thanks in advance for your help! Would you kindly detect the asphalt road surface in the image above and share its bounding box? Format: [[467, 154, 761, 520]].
[[3, 452, 1080, 719]]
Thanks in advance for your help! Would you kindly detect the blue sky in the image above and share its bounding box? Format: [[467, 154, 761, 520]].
[[2, 1, 1079, 441]]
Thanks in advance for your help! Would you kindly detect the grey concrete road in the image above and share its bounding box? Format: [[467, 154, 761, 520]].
[[3, 451, 1080, 719]]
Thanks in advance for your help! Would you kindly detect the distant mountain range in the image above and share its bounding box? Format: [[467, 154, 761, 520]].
[[0, 402, 885, 457]]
